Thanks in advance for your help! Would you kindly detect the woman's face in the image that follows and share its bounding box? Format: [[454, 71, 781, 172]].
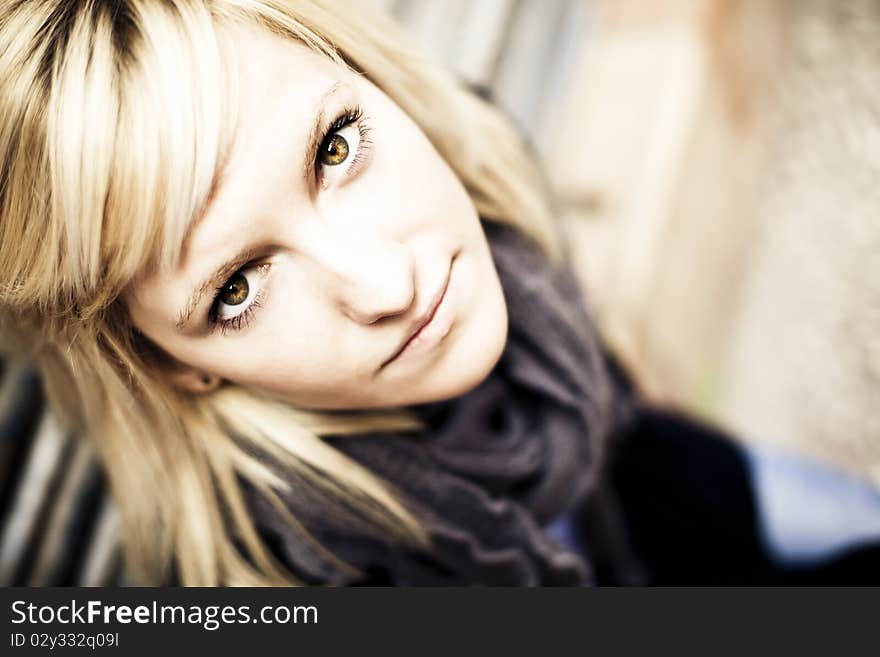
[[125, 25, 508, 410]]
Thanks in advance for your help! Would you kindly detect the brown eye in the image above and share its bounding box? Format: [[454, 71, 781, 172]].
[[319, 133, 349, 167], [219, 273, 249, 306]]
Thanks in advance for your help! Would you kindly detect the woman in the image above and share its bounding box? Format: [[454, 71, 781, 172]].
[[1, 0, 877, 586]]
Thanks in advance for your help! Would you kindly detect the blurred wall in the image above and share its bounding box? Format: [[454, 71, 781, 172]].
[[718, 0, 880, 484], [540, 0, 879, 484]]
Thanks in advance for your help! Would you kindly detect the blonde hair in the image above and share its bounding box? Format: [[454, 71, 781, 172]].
[[0, 0, 561, 585]]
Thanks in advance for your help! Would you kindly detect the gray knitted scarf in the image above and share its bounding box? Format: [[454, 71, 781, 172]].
[[243, 219, 637, 585]]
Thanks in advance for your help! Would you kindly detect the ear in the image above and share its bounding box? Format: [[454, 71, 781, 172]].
[[131, 330, 223, 394], [166, 366, 223, 394]]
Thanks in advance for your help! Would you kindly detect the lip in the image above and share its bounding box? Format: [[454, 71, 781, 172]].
[[379, 257, 455, 370]]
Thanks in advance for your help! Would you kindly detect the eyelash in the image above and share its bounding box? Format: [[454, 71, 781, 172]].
[[317, 104, 373, 187], [207, 105, 371, 335], [208, 262, 271, 336], [213, 292, 264, 335]]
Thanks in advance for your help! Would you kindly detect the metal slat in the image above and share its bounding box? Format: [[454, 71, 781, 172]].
[[532, 1, 591, 159], [0, 363, 45, 522], [27, 442, 105, 586], [0, 411, 68, 584], [491, 0, 576, 138], [393, 0, 470, 66], [450, 0, 518, 89], [76, 496, 122, 586]]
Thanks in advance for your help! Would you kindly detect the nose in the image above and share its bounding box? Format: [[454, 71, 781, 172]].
[[300, 223, 415, 325]]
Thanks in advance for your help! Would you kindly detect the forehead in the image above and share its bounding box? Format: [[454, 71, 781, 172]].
[[211, 25, 343, 191], [229, 22, 343, 93]]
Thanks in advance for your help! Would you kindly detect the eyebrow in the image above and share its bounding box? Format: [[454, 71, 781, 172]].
[[174, 81, 346, 332], [303, 81, 343, 183]]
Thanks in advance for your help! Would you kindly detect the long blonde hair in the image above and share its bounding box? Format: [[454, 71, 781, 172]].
[[0, 0, 561, 586]]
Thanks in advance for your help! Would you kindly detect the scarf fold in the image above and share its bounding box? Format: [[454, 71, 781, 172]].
[[245, 219, 638, 585]]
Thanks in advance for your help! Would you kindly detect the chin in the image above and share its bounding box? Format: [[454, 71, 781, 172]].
[[448, 315, 508, 398], [409, 272, 509, 405]]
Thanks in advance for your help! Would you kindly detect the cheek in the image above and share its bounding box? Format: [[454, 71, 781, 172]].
[[210, 263, 387, 409], [361, 88, 476, 229], [221, 266, 343, 381]]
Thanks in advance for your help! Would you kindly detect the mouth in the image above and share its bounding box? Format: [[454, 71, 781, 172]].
[[378, 256, 456, 371]]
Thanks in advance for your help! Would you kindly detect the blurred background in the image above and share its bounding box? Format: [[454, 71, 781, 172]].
[[2, 0, 878, 585]]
